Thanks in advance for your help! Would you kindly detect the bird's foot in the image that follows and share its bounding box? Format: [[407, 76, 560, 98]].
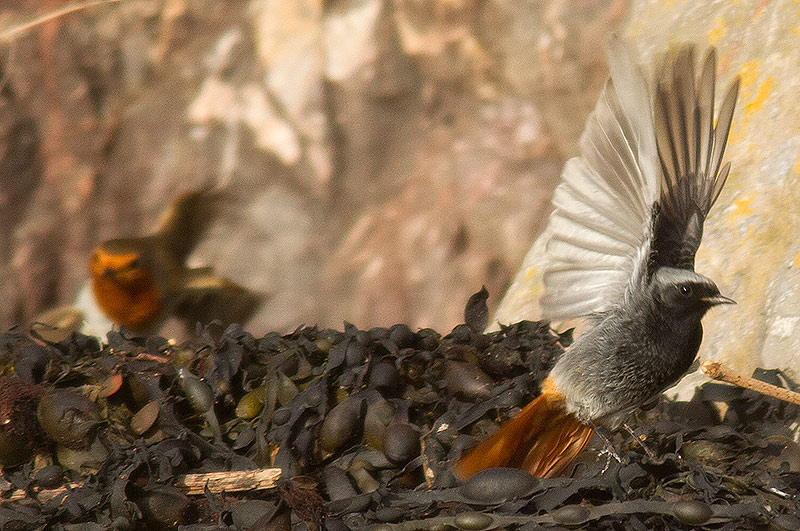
[[588, 421, 622, 470], [597, 447, 622, 475], [622, 423, 660, 462]]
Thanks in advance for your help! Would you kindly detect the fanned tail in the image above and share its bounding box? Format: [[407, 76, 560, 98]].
[[454, 392, 594, 480]]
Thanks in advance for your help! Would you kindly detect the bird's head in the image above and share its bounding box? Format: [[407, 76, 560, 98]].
[[652, 267, 735, 317], [90, 239, 155, 289]]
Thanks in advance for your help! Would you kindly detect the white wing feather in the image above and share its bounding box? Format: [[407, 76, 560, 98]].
[[541, 37, 660, 320]]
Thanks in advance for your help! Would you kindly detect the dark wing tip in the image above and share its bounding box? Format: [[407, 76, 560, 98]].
[[650, 43, 739, 272], [156, 187, 225, 264]]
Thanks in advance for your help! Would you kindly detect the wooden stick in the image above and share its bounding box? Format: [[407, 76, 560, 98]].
[[701, 361, 800, 406], [6, 468, 282, 502], [175, 468, 282, 495]]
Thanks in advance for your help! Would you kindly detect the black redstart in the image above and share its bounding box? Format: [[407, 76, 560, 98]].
[[456, 37, 740, 479]]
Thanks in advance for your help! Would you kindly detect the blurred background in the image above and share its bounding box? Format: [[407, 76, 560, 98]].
[[0, 0, 625, 335], [2, 0, 799, 386]]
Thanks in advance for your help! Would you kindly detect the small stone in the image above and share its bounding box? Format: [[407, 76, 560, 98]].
[[368, 361, 399, 391], [130, 400, 160, 435], [772, 513, 800, 531], [382, 422, 420, 464], [272, 408, 292, 425], [230, 500, 277, 531], [551, 504, 590, 525], [672, 500, 712, 525], [139, 486, 189, 527], [33, 465, 63, 489], [319, 397, 363, 453], [30, 306, 84, 344], [464, 286, 489, 333], [454, 511, 493, 530], [236, 390, 265, 420], [374, 507, 404, 522], [388, 324, 414, 348], [444, 361, 492, 400], [37, 388, 102, 449], [461, 468, 539, 503], [680, 439, 728, 466]]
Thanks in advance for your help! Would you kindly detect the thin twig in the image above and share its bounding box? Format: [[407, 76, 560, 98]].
[[130, 352, 172, 363], [702, 361, 800, 405], [0, 0, 123, 43], [7, 468, 282, 502]]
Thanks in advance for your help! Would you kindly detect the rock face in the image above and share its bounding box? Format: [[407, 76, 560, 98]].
[[0, 0, 623, 334], [493, 0, 800, 388]]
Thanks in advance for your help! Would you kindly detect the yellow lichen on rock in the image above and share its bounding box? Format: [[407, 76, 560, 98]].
[[493, 0, 800, 389], [744, 76, 773, 115], [708, 15, 727, 46]]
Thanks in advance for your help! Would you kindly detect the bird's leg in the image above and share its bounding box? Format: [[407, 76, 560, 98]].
[[622, 423, 658, 461], [587, 420, 621, 472]]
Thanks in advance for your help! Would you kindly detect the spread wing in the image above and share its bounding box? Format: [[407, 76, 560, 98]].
[[649, 47, 739, 272], [155, 188, 224, 265], [540, 39, 739, 321], [540, 37, 660, 320]]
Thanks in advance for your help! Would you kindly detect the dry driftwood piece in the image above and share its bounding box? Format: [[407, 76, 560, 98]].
[[175, 468, 282, 495], [702, 361, 800, 405], [7, 468, 282, 502]]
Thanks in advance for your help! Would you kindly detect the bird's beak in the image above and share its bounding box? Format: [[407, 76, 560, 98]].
[[702, 294, 736, 306]]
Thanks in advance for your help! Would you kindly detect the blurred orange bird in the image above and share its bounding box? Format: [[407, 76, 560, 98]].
[[90, 189, 261, 334]]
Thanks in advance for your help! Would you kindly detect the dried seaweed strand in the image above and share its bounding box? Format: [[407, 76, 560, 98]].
[[702, 361, 800, 405], [7, 468, 282, 502]]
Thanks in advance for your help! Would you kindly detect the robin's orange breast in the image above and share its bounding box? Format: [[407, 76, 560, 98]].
[[90, 248, 163, 332]]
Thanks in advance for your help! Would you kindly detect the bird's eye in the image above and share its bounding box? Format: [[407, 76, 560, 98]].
[[679, 285, 693, 297]]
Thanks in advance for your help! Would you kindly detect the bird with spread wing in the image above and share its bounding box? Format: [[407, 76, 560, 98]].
[[90, 189, 262, 335], [456, 37, 740, 479]]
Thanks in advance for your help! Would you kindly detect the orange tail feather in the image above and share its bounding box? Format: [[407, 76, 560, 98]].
[[454, 392, 594, 479]]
